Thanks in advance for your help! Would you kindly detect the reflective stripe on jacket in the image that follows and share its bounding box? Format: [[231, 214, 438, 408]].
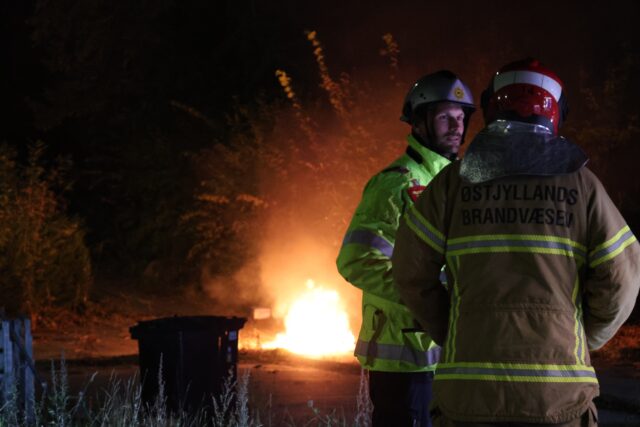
[[337, 134, 449, 372], [392, 161, 640, 423]]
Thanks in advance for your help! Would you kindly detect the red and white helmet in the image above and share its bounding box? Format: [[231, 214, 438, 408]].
[[481, 58, 568, 134]]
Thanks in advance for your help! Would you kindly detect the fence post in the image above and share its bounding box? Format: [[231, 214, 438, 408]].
[[0, 317, 37, 422], [1, 320, 13, 403], [22, 318, 35, 422]]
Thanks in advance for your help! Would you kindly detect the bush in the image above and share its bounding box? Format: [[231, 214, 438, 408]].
[[0, 141, 92, 319], [184, 32, 404, 308]]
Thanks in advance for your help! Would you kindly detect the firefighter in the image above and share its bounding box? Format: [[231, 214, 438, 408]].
[[337, 70, 475, 427], [392, 58, 640, 427]]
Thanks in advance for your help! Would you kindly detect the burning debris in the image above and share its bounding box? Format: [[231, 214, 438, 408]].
[[262, 279, 355, 357]]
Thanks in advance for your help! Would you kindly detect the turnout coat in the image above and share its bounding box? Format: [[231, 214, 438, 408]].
[[392, 123, 640, 423]]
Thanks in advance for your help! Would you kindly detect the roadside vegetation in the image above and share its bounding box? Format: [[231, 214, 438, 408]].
[[0, 142, 91, 322], [0, 359, 372, 427]]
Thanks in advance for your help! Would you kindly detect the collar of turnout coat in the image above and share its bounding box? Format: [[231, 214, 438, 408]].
[[460, 121, 588, 184]]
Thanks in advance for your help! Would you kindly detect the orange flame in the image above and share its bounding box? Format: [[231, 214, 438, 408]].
[[263, 279, 355, 357]]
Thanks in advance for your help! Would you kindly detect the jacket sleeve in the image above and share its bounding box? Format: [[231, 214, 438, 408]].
[[583, 170, 640, 350], [392, 170, 450, 345], [337, 173, 411, 304]]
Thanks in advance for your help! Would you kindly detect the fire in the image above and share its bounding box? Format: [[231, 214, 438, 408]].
[[263, 279, 355, 357]]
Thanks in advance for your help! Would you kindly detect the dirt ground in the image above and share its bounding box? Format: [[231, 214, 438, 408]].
[[35, 352, 364, 425], [36, 350, 640, 426], [29, 283, 640, 425], [32, 281, 640, 364]]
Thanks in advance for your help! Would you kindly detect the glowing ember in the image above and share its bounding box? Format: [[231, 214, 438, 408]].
[[264, 279, 355, 357]]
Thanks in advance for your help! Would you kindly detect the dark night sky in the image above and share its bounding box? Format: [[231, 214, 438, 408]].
[[279, 1, 638, 75], [4, 0, 639, 134]]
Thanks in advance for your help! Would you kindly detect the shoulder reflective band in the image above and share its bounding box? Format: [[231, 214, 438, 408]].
[[355, 339, 441, 367], [342, 229, 394, 258], [589, 225, 637, 268], [436, 362, 597, 383], [446, 234, 586, 262], [405, 205, 445, 254]]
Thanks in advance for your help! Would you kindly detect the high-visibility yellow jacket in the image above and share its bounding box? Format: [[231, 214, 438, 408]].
[[392, 125, 640, 423], [337, 134, 448, 372]]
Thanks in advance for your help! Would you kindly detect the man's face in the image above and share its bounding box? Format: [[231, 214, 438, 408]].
[[416, 102, 465, 156]]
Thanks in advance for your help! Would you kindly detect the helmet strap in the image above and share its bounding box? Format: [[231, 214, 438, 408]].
[[411, 127, 457, 162]]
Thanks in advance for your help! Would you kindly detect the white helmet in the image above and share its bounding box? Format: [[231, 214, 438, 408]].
[[401, 70, 475, 125]]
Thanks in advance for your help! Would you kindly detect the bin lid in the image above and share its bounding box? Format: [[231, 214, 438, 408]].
[[129, 315, 246, 340]]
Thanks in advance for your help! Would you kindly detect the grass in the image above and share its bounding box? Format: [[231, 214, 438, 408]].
[[0, 359, 372, 427]]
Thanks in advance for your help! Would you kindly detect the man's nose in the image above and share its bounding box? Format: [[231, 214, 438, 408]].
[[449, 117, 462, 130]]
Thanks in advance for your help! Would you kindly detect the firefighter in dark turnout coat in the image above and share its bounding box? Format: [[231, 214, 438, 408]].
[[392, 59, 640, 427]]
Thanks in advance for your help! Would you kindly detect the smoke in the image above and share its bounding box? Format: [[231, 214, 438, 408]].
[[258, 223, 361, 320], [200, 257, 267, 317]]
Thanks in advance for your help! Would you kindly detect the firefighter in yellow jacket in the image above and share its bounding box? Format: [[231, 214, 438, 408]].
[[392, 58, 640, 427], [337, 71, 475, 426]]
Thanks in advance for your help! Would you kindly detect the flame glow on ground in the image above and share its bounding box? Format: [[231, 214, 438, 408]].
[[263, 279, 355, 357]]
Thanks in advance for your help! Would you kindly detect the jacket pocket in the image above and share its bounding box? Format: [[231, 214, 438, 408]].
[[401, 328, 432, 352], [361, 303, 386, 341]]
